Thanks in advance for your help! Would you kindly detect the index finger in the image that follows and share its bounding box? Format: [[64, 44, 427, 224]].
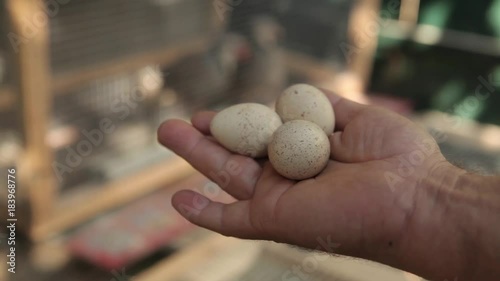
[[158, 119, 262, 200]]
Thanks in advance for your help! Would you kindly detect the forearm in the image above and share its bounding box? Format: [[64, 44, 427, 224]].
[[388, 161, 500, 280], [447, 170, 500, 280]]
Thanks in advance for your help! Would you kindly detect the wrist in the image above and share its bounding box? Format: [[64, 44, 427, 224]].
[[403, 159, 500, 280], [390, 160, 467, 280], [445, 170, 500, 280], [365, 155, 466, 280]]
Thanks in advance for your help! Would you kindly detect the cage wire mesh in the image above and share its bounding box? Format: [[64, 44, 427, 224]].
[[50, 66, 169, 192], [2, 0, 355, 193], [49, 0, 211, 74], [47, 0, 212, 192]]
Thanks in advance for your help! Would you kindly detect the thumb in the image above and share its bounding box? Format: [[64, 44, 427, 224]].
[[319, 88, 365, 131]]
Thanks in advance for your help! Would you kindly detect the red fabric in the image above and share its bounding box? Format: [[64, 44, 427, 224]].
[[68, 174, 224, 269]]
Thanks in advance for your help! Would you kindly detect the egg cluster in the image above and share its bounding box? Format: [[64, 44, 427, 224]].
[[210, 84, 335, 180]]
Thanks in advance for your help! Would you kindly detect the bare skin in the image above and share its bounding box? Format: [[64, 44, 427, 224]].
[[157, 90, 500, 281]]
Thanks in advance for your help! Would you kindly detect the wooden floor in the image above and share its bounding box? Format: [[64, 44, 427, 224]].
[[12, 230, 423, 281]]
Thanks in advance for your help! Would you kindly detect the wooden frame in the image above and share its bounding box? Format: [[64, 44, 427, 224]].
[[2, 0, 440, 277], [8, 0, 55, 231], [346, 0, 382, 87], [6, 0, 398, 243], [6, 0, 216, 242], [32, 158, 195, 241]]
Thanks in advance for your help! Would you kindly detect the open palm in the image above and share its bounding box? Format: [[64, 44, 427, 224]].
[[157, 90, 445, 259]]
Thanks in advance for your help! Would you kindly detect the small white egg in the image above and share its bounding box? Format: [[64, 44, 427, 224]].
[[211, 103, 283, 158], [276, 84, 335, 135], [268, 120, 330, 180]]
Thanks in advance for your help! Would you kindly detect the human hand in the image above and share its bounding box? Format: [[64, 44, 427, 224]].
[[158, 90, 500, 281]]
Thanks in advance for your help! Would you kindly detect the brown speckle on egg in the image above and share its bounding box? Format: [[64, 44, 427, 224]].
[[268, 120, 330, 180], [276, 84, 335, 135], [211, 103, 282, 158]]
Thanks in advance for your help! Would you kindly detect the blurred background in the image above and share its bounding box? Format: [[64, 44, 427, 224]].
[[0, 0, 498, 280]]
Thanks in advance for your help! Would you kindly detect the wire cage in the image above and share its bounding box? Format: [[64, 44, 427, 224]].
[[50, 66, 167, 193], [44, 0, 215, 195], [276, 0, 354, 63], [49, 0, 211, 75], [2, 0, 218, 240]]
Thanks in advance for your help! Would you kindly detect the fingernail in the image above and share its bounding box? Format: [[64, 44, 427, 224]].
[[192, 193, 210, 211]]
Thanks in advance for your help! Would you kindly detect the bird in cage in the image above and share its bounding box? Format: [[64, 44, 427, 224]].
[[163, 32, 250, 112], [233, 15, 288, 105]]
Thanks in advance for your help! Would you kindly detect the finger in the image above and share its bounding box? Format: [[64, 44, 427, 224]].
[[254, 162, 294, 200], [158, 119, 261, 200], [329, 131, 358, 162], [172, 190, 261, 239], [320, 88, 365, 131], [191, 111, 216, 135]]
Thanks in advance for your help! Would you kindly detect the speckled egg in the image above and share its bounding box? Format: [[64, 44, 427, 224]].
[[268, 120, 330, 180], [211, 103, 283, 158], [276, 84, 335, 135]]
